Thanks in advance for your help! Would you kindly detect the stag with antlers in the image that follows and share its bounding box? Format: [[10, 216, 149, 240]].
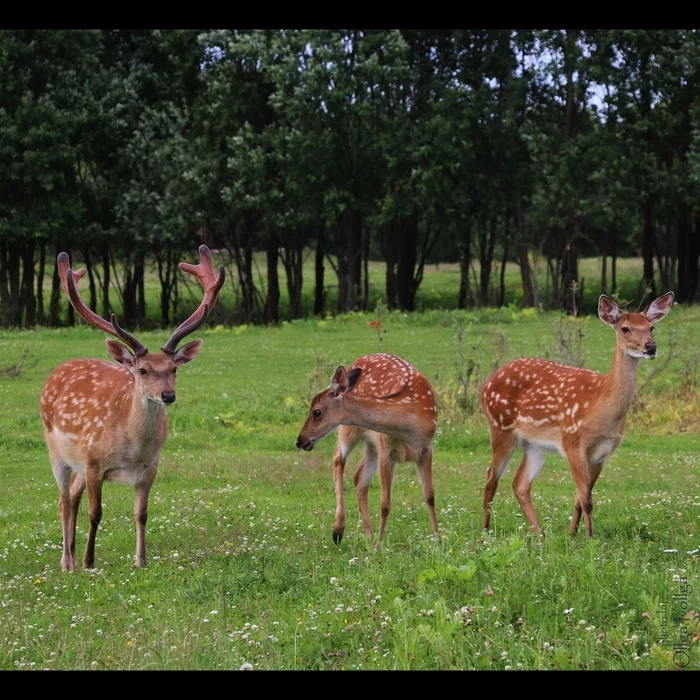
[[40, 246, 225, 571]]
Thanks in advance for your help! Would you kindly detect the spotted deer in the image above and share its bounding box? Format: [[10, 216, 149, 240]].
[[40, 245, 225, 571], [296, 353, 439, 546], [481, 292, 674, 538]]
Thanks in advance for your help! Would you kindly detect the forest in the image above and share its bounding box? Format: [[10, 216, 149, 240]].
[[1, 29, 699, 329]]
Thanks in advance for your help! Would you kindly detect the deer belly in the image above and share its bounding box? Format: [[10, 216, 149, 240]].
[[49, 429, 87, 475], [105, 460, 157, 486], [515, 427, 565, 457], [588, 437, 621, 465]]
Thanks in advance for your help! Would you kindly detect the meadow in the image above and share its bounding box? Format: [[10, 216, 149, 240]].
[[0, 258, 698, 670]]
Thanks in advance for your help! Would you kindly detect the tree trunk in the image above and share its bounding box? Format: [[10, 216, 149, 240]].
[[136, 251, 146, 322], [334, 215, 360, 313], [156, 243, 176, 327], [384, 226, 398, 310], [83, 247, 98, 312], [362, 221, 370, 311], [229, 222, 257, 324], [677, 204, 694, 303], [122, 250, 137, 327], [458, 225, 471, 310], [102, 245, 111, 320], [48, 246, 62, 327], [0, 241, 20, 328], [282, 244, 303, 320], [642, 197, 656, 298], [514, 195, 535, 307], [264, 238, 279, 324], [314, 226, 325, 316], [8, 243, 21, 327], [479, 216, 497, 306], [37, 240, 46, 324], [560, 241, 580, 314], [499, 232, 509, 307], [21, 240, 35, 327], [396, 217, 419, 311]]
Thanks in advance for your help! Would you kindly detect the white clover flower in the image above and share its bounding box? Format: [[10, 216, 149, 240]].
[[240, 662, 253, 671]]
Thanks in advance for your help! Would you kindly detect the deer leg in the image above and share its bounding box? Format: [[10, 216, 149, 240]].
[[569, 462, 604, 536], [483, 429, 518, 530], [376, 452, 396, 547], [564, 445, 595, 538], [69, 472, 86, 562], [83, 469, 103, 570], [332, 428, 359, 545], [416, 447, 439, 535], [51, 452, 76, 572], [134, 469, 156, 567], [512, 444, 547, 534], [353, 441, 378, 541]]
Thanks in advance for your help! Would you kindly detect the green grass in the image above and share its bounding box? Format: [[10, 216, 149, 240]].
[[0, 291, 698, 669]]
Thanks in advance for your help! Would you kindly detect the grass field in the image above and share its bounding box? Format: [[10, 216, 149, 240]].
[[0, 263, 698, 670]]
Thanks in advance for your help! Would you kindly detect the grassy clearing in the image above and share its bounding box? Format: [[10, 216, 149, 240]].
[[0, 293, 698, 670]]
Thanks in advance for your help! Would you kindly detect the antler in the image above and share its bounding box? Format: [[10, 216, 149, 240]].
[[161, 245, 225, 354], [57, 252, 149, 357]]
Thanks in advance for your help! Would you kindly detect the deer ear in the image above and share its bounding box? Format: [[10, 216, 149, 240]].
[[347, 367, 362, 391], [330, 366, 349, 397], [172, 340, 203, 366], [598, 294, 620, 327], [105, 339, 135, 367], [645, 292, 674, 323]]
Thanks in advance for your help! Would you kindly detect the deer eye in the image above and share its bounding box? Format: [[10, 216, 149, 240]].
[[313, 409, 321, 419], [139, 368, 148, 376], [650, 326, 655, 333], [621, 327, 630, 334], [173, 367, 177, 374]]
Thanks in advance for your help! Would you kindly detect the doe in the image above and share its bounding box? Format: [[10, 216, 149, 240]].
[[296, 353, 439, 546], [480, 292, 674, 538]]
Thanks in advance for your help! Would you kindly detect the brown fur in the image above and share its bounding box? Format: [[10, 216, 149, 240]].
[[297, 353, 440, 546], [480, 292, 674, 538], [43, 247, 222, 572]]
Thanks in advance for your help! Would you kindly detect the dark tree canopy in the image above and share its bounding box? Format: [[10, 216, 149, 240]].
[[1, 29, 699, 329]]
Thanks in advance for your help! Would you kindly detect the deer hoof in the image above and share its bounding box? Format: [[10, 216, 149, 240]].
[[332, 530, 343, 545]]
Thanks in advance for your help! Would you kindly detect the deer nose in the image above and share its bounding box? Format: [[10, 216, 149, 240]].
[[645, 342, 657, 355], [162, 391, 176, 404], [296, 437, 302, 449]]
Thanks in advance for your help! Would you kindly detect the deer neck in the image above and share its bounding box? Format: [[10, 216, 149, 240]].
[[603, 342, 641, 420], [340, 394, 409, 437], [126, 390, 167, 441]]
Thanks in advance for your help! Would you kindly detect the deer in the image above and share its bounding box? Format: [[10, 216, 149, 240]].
[[480, 292, 674, 539], [296, 353, 440, 547], [40, 245, 225, 572]]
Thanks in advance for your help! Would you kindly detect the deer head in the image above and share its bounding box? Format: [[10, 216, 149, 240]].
[[58, 245, 225, 405], [296, 365, 362, 451], [598, 292, 674, 359]]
